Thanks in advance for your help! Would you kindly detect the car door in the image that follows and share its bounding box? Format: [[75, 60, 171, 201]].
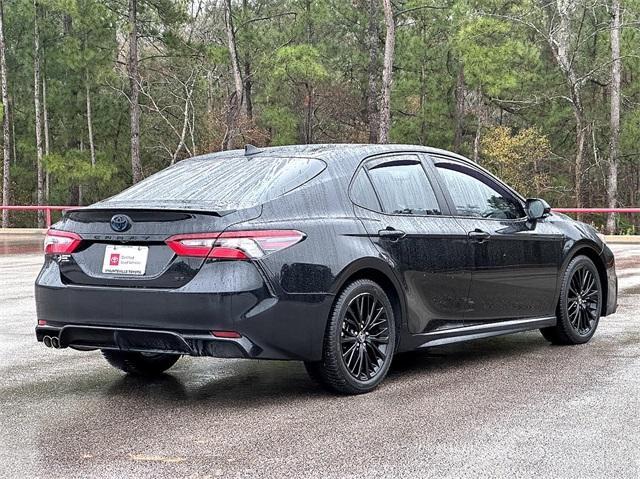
[[350, 153, 471, 334], [430, 155, 563, 322]]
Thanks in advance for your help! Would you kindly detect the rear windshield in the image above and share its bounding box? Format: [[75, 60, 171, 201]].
[[95, 156, 326, 211]]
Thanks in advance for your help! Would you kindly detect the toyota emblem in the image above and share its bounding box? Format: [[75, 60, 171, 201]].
[[110, 214, 132, 232]]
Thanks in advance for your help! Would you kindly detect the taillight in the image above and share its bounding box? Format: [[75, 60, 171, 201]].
[[165, 230, 305, 260], [211, 330, 242, 338], [44, 229, 82, 255]]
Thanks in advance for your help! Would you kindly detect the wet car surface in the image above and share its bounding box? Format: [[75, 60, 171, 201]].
[[1, 243, 639, 478]]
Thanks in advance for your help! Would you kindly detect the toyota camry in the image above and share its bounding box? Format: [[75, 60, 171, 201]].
[[35, 144, 618, 394]]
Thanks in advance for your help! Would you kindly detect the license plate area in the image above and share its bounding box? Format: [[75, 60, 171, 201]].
[[102, 245, 149, 275]]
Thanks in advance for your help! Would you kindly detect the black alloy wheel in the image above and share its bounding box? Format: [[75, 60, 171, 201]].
[[540, 255, 602, 345], [566, 265, 600, 336], [305, 279, 396, 394], [340, 292, 391, 381]]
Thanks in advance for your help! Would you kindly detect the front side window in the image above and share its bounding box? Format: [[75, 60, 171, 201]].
[[435, 164, 524, 219], [367, 158, 441, 215]]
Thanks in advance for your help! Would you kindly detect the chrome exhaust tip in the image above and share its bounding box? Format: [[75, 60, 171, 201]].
[[43, 336, 52, 348], [51, 336, 60, 349]]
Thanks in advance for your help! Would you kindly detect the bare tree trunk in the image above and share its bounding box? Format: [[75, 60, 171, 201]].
[[42, 73, 49, 156], [222, 0, 244, 150], [606, 0, 621, 234], [304, 84, 314, 144], [128, 0, 142, 183], [378, 0, 394, 144], [544, 1, 587, 217], [574, 115, 587, 213], [86, 72, 96, 167], [473, 117, 481, 163], [366, 0, 379, 143], [453, 65, 465, 151], [33, 0, 44, 226], [189, 100, 197, 156], [43, 72, 50, 201], [172, 82, 193, 165], [242, 0, 252, 121], [10, 98, 15, 165], [244, 60, 253, 121], [0, 0, 10, 227]]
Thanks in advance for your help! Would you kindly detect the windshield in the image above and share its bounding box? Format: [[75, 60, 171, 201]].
[[94, 156, 326, 211]]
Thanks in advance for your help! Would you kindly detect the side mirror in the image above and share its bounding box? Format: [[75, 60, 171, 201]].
[[525, 198, 551, 221]]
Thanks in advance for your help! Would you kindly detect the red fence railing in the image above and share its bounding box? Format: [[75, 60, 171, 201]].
[[0, 205, 639, 229], [553, 208, 640, 214], [0, 206, 71, 228]]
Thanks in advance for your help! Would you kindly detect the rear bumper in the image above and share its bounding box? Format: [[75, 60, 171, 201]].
[[36, 325, 260, 358], [35, 259, 333, 360]]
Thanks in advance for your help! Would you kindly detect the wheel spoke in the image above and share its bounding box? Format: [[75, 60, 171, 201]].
[[582, 274, 595, 295], [346, 305, 361, 328], [582, 309, 590, 331], [342, 316, 358, 332], [580, 268, 589, 290], [365, 306, 384, 332], [571, 271, 581, 291], [568, 306, 580, 326], [367, 340, 386, 361], [583, 289, 598, 299], [342, 341, 358, 358], [358, 296, 366, 324], [369, 335, 389, 344], [368, 327, 389, 338], [362, 345, 371, 378], [355, 346, 365, 378]]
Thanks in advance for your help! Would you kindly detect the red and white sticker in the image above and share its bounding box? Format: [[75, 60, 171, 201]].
[[102, 245, 148, 275]]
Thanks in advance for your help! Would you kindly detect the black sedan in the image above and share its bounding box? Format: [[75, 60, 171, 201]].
[[35, 144, 618, 394]]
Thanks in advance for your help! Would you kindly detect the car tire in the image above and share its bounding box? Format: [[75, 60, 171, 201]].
[[540, 255, 602, 345], [102, 350, 180, 376], [305, 279, 396, 395]]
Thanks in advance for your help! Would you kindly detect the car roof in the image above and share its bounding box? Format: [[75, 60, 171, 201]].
[[184, 143, 473, 168]]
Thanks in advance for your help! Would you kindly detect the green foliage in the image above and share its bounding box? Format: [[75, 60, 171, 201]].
[[272, 45, 328, 85], [0, 0, 638, 233], [261, 106, 298, 146], [480, 126, 551, 198], [454, 17, 542, 97]]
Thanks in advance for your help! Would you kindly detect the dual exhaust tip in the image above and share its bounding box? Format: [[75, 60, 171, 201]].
[[43, 335, 61, 349]]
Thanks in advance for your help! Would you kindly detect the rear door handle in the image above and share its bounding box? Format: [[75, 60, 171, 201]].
[[468, 229, 491, 243], [378, 228, 406, 239]]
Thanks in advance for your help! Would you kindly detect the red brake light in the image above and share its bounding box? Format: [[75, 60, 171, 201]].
[[44, 229, 82, 255], [165, 230, 305, 260], [211, 330, 242, 338]]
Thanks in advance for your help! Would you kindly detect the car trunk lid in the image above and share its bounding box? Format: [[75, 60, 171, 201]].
[[55, 206, 261, 288]]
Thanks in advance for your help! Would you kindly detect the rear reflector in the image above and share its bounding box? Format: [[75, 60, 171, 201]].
[[211, 330, 242, 338], [38, 320, 47, 326], [44, 229, 82, 255], [166, 230, 305, 259]]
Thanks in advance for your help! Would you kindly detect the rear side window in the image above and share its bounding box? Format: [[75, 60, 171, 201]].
[[366, 159, 442, 215], [350, 169, 381, 211], [100, 156, 326, 210]]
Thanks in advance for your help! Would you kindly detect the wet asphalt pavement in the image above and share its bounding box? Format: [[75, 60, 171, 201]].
[[1, 241, 639, 478]]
